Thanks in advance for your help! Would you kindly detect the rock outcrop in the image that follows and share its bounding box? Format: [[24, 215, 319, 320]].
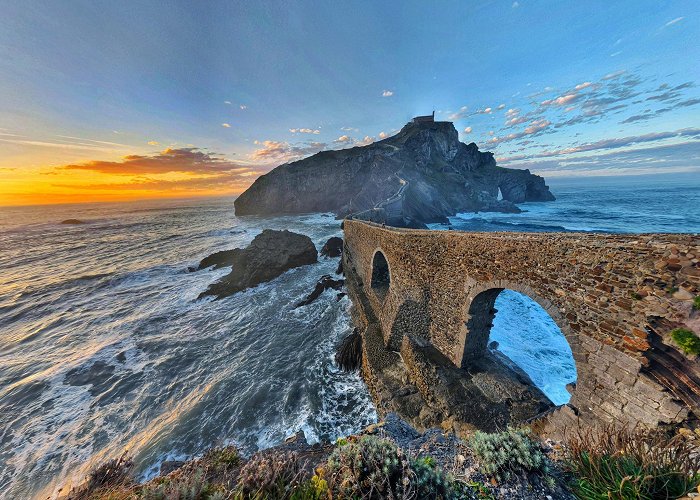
[[234, 119, 555, 226], [320, 236, 343, 258], [196, 249, 242, 270], [199, 229, 317, 299], [294, 274, 344, 308]]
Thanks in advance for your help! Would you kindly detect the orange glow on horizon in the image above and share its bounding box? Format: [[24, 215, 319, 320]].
[[0, 148, 265, 207]]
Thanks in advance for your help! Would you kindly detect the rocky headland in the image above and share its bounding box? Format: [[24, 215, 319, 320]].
[[234, 118, 554, 227]]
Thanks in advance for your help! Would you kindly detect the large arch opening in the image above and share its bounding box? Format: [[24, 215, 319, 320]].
[[463, 288, 577, 405], [370, 250, 390, 299]]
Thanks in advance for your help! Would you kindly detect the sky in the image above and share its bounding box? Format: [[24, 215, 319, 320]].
[[0, 0, 698, 206]]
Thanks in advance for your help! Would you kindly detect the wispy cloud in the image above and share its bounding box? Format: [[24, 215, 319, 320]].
[[382, 90, 394, 97], [289, 128, 320, 134], [499, 127, 700, 163], [504, 142, 700, 178], [663, 17, 684, 28]]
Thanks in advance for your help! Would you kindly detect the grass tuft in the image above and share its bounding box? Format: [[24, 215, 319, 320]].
[[670, 327, 700, 355], [565, 425, 700, 500]]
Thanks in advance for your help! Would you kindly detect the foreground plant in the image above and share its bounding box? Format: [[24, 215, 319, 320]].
[[468, 427, 549, 483], [565, 425, 700, 499], [326, 435, 457, 499]]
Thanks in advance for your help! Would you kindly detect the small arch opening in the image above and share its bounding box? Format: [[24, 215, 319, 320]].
[[370, 251, 390, 299], [464, 288, 577, 405]]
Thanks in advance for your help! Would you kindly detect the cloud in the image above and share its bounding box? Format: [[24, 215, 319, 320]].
[[250, 140, 327, 163], [222, 123, 231, 128], [497, 104, 505, 110], [512, 1, 519, 7], [503, 142, 700, 178], [289, 128, 320, 134], [487, 119, 551, 145], [602, 70, 626, 80], [334, 135, 353, 144], [224, 101, 232, 105], [500, 127, 700, 163], [663, 17, 684, 28], [541, 93, 579, 106], [359, 136, 374, 145], [60, 148, 251, 176], [378, 131, 388, 139], [621, 97, 700, 123], [382, 90, 394, 97], [240, 104, 247, 110], [0, 134, 131, 153], [341, 126, 359, 132], [463, 127, 472, 134], [448, 106, 469, 120], [574, 82, 593, 91], [147, 141, 159, 146]]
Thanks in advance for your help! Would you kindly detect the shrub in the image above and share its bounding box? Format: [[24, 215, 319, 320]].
[[565, 425, 700, 500], [468, 428, 548, 483], [235, 451, 308, 499], [325, 435, 456, 499], [670, 327, 700, 355], [694, 295, 700, 311], [140, 468, 224, 499], [67, 453, 134, 499], [205, 445, 242, 469]]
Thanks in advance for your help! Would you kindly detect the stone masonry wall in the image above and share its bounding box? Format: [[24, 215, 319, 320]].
[[343, 220, 700, 432]]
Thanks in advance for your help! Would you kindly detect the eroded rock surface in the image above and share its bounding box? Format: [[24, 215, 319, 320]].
[[199, 229, 317, 299]]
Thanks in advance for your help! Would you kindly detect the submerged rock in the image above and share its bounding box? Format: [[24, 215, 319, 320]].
[[320, 236, 343, 258], [199, 229, 317, 299], [294, 274, 344, 308], [234, 119, 555, 227]]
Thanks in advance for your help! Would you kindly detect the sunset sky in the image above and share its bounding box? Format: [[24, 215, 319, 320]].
[[1, 1, 698, 206]]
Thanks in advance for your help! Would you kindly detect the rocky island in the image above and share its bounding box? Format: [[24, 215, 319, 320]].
[[234, 115, 554, 227]]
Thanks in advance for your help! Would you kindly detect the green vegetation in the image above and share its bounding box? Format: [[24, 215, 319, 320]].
[[468, 427, 549, 483], [325, 435, 457, 499], [565, 426, 700, 500], [693, 295, 700, 310], [670, 327, 700, 355]]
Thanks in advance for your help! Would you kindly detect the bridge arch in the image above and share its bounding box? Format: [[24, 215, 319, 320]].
[[370, 248, 391, 301], [460, 281, 579, 404]]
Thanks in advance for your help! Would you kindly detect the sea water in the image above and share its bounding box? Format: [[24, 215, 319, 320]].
[[1, 172, 698, 498]]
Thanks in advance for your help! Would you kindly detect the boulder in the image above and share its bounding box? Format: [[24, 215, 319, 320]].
[[320, 236, 343, 258], [199, 229, 317, 299]]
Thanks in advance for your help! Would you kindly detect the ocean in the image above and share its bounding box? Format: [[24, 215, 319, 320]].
[[1, 172, 699, 498]]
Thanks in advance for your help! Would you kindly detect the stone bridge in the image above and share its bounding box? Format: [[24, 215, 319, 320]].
[[342, 219, 700, 436]]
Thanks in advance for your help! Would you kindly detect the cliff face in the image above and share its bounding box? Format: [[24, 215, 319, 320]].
[[235, 120, 555, 226]]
